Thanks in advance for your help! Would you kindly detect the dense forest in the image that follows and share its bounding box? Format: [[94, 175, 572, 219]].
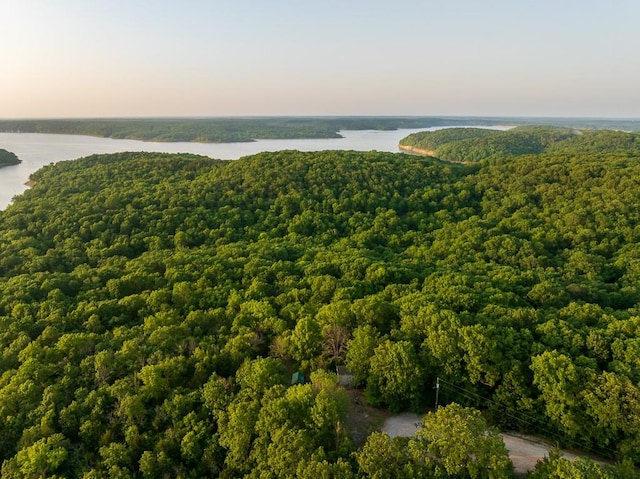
[[0, 148, 21, 167], [1, 117, 638, 144], [399, 126, 640, 163], [1, 127, 639, 477]]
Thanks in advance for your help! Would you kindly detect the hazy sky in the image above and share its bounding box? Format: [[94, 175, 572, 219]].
[[1, 0, 639, 118]]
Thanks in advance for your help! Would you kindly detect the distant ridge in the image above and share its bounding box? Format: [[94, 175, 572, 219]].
[[0, 116, 638, 143]]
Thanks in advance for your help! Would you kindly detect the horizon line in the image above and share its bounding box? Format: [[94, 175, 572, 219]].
[[0, 114, 639, 121]]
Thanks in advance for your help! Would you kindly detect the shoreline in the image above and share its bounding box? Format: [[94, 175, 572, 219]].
[[398, 144, 436, 156], [398, 144, 473, 165]]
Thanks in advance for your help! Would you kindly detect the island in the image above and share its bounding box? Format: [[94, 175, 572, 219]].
[[0, 148, 20, 167]]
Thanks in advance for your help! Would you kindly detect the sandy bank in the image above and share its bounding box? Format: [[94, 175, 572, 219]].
[[398, 144, 436, 156]]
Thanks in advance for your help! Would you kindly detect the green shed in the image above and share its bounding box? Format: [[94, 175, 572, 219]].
[[291, 371, 305, 385]]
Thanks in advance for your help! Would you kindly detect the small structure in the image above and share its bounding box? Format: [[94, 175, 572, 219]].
[[291, 371, 305, 385], [336, 365, 354, 388]]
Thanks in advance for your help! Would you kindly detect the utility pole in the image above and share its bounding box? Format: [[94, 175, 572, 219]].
[[434, 377, 440, 411]]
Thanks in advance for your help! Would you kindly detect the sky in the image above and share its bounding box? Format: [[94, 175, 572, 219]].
[[1, 0, 639, 119]]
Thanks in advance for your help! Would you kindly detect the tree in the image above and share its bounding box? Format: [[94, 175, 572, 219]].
[[530, 351, 594, 437], [409, 403, 513, 478], [289, 316, 323, 367], [235, 357, 287, 398], [367, 340, 425, 412], [581, 371, 640, 461], [355, 432, 422, 479], [218, 397, 261, 474], [2, 433, 69, 479], [297, 456, 355, 479], [322, 324, 350, 366], [261, 427, 314, 478], [527, 450, 622, 479], [345, 325, 380, 386]]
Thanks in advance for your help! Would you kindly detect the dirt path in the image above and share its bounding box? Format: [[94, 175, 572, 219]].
[[344, 390, 391, 447], [501, 432, 582, 475], [381, 414, 594, 475]]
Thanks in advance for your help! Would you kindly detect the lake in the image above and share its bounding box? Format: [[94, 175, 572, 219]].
[[0, 126, 490, 210]]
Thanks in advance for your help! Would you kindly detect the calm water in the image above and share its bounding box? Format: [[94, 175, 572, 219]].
[[0, 127, 482, 210]]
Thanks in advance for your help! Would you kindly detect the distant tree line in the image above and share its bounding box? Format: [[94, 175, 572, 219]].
[[1, 117, 638, 144], [0, 117, 480, 143]]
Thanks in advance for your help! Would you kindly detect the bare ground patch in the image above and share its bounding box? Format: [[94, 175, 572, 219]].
[[344, 389, 391, 447]]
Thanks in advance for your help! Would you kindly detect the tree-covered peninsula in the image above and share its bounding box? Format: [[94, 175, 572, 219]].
[[0, 148, 21, 167], [400, 125, 640, 163], [0, 129, 638, 477]]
